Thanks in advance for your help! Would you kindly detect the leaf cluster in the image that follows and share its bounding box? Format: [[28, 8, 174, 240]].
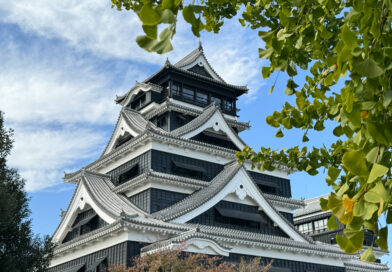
[[112, 0, 392, 262]]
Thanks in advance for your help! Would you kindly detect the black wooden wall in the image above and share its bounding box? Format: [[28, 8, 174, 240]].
[[129, 188, 188, 213], [189, 200, 289, 237], [49, 241, 147, 272]]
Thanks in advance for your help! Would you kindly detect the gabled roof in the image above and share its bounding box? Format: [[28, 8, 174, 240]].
[[115, 82, 163, 106], [152, 161, 312, 243], [141, 228, 232, 256], [101, 108, 163, 156], [144, 98, 250, 132], [152, 161, 241, 221], [171, 103, 246, 150], [141, 46, 248, 93], [174, 43, 226, 83], [52, 170, 147, 243], [81, 170, 145, 217]]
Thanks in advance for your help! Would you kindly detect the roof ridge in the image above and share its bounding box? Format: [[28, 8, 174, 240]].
[[151, 162, 242, 221]]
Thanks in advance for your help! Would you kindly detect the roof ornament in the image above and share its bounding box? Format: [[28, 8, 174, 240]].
[[165, 57, 171, 66], [198, 39, 203, 51]]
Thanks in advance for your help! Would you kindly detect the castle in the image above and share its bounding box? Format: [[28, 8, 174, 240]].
[[49, 45, 389, 272]]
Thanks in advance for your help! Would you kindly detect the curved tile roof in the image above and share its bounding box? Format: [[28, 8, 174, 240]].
[[81, 170, 147, 217], [152, 161, 241, 221], [174, 43, 226, 83], [170, 102, 247, 147], [294, 195, 329, 218]]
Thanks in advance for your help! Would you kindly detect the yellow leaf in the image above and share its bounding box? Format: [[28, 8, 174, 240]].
[[360, 110, 369, 119], [343, 194, 356, 213]]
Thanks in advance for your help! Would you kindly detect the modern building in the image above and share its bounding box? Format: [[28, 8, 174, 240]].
[[49, 45, 389, 272], [294, 195, 387, 264]]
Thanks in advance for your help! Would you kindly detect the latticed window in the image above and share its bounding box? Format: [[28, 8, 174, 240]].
[[172, 82, 181, 96], [211, 95, 221, 106], [196, 91, 208, 105], [298, 222, 313, 234], [314, 218, 328, 232], [182, 86, 195, 101]]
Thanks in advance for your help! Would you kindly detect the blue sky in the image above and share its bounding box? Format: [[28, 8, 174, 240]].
[[0, 0, 390, 267]]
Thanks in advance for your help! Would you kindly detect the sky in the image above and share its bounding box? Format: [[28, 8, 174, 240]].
[[0, 0, 390, 267]]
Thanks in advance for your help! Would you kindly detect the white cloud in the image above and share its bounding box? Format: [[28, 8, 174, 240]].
[[0, 0, 165, 63], [0, 0, 265, 97], [7, 126, 106, 191], [0, 36, 148, 125], [0, 0, 267, 192]]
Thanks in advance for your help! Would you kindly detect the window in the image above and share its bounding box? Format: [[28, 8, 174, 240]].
[[115, 133, 133, 149], [130, 93, 146, 110], [222, 99, 234, 111], [118, 164, 139, 184], [211, 96, 221, 106], [182, 86, 195, 101], [298, 222, 313, 234], [196, 91, 208, 105], [172, 82, 181, 96], [314, 218, 328, 232]]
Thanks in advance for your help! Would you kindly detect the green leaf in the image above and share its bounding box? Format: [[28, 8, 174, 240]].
[[369, 181, 389, 202], [367, 163, 388, 183], [364, 191, 381, 203], [387, 209, 392, 224], [320, 198, 329, 211], [354, 59, 384, 78], [367, 122, 389, 146], [327, 216, 338, 230], [366, 147, 383, 163], [353, 198, 365, 217], [328, 193, 345, 219], [348, 216, 363, 231], [342, 150, 369, 177], [268, 84, 275, 94], [344, 103, 361, 128], [285, 79, 298, 96], [326, 167, 341, 185], [259, 47, 274, 59], [336, 232, 363, 254], [361, 247, 376, 262], [162, 0, 174, 9], [363, 203, 378, 220], [275, 129, 284, 138], [139, 3, 161, 25], [383, 89, 392, 108], [375, 227, 388, 251], [142, 25, 157, 40], [341, 25, 357, 49], [160, 9, 176, 24], [262, 67, 271, 79]]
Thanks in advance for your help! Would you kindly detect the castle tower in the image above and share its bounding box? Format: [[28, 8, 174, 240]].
[[49, 46, 389, 272]]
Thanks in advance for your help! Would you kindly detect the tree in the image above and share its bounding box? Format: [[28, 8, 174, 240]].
[[111, 0, 392, 261], [108, 247, 271, 272], [0, 111, 54, 271]]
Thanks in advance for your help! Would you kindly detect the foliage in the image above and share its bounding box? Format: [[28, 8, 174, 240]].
[[0, 111, 54, 271], [111, 0, 392, 261], [108, 247, 271, 272]]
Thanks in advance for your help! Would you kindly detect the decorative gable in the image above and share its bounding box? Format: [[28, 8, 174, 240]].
[[171, 104, 246, 150], [187, 64, 213, 78], [153, 162, 311, 243], [174, 43, 226, 83], [103, 109, 150, 156]]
